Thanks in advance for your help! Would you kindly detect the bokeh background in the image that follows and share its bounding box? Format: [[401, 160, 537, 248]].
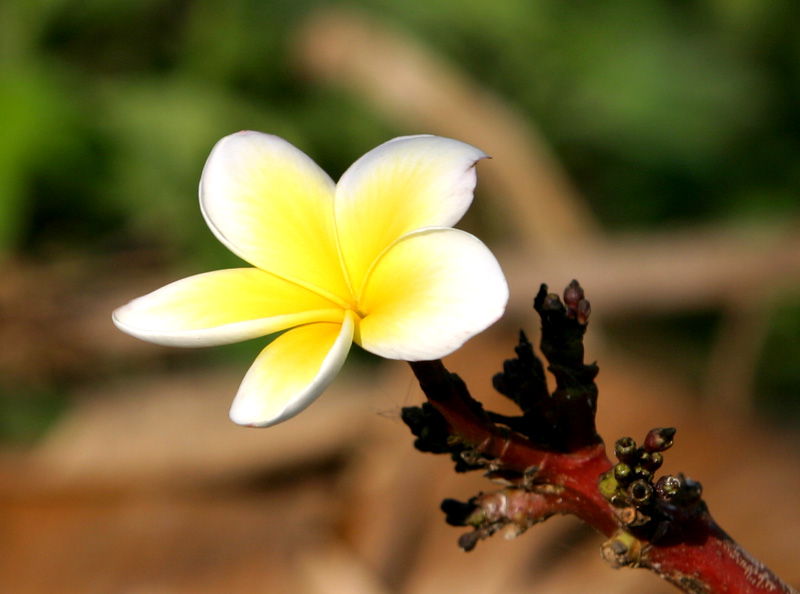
[[1, 1, 799, 593]]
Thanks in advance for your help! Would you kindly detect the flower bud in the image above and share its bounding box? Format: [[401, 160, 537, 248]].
[[647, 452, 663, 471], [576, 299, 591, 325], [614, 437, 638, 463], [627, 479, 653, 506], [634, 466, 652, 482], [614, 463, 632, 484], [563, 280, 585, 308], [644, 427, 676, 452], [655, 475, 681, 499]]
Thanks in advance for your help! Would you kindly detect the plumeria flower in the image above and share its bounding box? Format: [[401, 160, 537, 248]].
[[113, 132, 508, 427]]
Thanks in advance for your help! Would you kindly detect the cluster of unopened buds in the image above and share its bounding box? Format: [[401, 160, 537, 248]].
[[600, 427, 704, 543]]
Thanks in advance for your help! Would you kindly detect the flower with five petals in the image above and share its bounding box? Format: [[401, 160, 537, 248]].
[[113, 132, 508, 427]]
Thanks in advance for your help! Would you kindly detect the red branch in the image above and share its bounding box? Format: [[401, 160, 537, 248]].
[[408, 359, 798, 594], [641, 516, 798, 594]]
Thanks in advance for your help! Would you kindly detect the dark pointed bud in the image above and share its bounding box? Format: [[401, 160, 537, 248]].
[[655, 475, 681, 500], [614, 437, 638, 463], [627, 479, 653, 506], [458, 531, 481, 552], [576, 299, 591, 325], [614, 463, 632, 484], [563, 280, 585, 308], [644, 427, 676, 452], [564, 281, 585, 319], [515, 330, 533, 358]]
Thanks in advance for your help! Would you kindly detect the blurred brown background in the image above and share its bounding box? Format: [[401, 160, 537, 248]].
[[1, 2, 799, 593]]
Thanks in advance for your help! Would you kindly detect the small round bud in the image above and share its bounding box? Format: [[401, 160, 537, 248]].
[[655, 475, 681, 500], [614, 437, 638, 463], [599, 472, 620, 499], [647, 452, 664, 472], [627, 479, 653, 506], [614, 463, 632, 484], [634, 466, 652, 482], [644, 427, 676, 453]]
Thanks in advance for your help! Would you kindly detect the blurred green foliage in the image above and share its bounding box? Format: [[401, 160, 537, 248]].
[[0, 389, 68, 444], [1, 0, 798, 257], [0, 0, 797, 426]]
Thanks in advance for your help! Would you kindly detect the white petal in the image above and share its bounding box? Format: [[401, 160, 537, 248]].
[[229, 311, 356, 427], [357, 228, 508, 360], [112, 268, 344, 347], [334, 135, 488, 294], [200, 131, 352, 305]]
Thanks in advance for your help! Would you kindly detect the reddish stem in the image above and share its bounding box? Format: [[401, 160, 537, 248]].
[[641, 515, 797, 594], [408, 359, 798, 594], [410, 360, 616, 533]]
